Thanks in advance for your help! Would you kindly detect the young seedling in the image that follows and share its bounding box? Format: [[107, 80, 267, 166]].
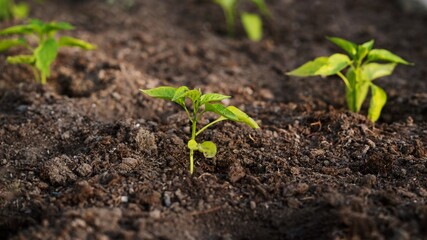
[[141, 86, 259, 174], [0, 19, 96, 85], [0, 0, 28, 21], [287, 36, 412, 122], [213, 0, 271, 41]]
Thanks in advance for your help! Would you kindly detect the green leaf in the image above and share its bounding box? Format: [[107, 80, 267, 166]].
[[241, 12, 262, 42], [44, 21, 74, 34], [182, 89, 201, 103], [200, 93, 230, 105], [58, 36, 96, 50], [0, 38, 25, 52], [205, 103, 238, 121], [198, 141, 217, 158], [361, 39, 375, 51], [11, 3, 29, 19], [172, 86, 189, 108], [0, 24, 33, 35], [140, 86, 177, 100], [315, 54, 351, 76], [287, 56, 328, 77], [35, 38, 58, 84], [327, 36, 357, 57], [214, 0, 237, 12], [368, 84, 387, 122], [226, 106, 259, 129], [6, 55, 35, 65], [287, 54, 351, 77], [187, 139, 198, 151], [355, 45, 370, 63], [367, 49, 411, 65], [250, 0, 271, 17], [361, 63, 396, 81]]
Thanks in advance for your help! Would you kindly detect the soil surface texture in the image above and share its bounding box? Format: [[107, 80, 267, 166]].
[[1, 0, 427, 239]]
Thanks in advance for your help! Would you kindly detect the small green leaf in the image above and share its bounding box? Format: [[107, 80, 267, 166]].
[[368, 84, 387, 122], [241, 12, 262, 42], [354, 81, 370, 113], [44, 21, 74, 34], [182, 89, 201, 103], [367, 49, 411, 65], [361, 39, 375, 51], [11, 3, 29, 19], [355, 45, 370, 63], [198, 141, 217, 158], [172, 86, 189, 108], [205, 103, 238, 121], [214, 0, 237, 12], [287, 54, 351, 77], [0, 25, 33, 35], [35, 38, 58, 84], [250, 0, 271, 17], [327, 36, 357, 57], [6, 55, 35, 65], [200, 93, 230, 105], [226, 106, 260, 129], [58, 36, 96, 50], [361, 63, 396, 81], [0, 38, 25, 52], [287, 57, 328, 77], [187, 139, 198, 150], [315, 54, 351, 76], [141, 86, 177, 100]]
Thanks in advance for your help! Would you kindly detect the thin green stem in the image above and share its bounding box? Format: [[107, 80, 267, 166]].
[[189, 114, 198, 175], [196, 117, 225, 137], [336, 71, 351, 90]]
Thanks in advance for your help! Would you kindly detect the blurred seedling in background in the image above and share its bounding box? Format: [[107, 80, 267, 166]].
[[0, 19, 96, 85], [0, 0, 29, 21], [287, 36, 412, 122], [213, 0, 271, 41], [141, 86, 259, 174]]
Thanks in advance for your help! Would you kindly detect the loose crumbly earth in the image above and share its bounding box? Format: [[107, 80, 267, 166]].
[[1, 0, 426, 239]]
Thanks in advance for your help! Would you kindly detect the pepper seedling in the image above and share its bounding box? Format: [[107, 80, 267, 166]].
[[0, 0, 28, 21], [0, 19, 96, 85], [141, 86, 259, 174], [287, 36, 412, 122], [213, 0, 271, 41]]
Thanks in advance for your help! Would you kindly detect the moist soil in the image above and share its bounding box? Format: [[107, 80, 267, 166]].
[[1, 0, 426, 239]]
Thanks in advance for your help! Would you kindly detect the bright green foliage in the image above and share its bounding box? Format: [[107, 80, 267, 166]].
[[141, 86, 259, 174], [0, 19, 96, 85], [213, 0, 270, 41], [0, 0, 29, 21], [287, 36, 412, 122]]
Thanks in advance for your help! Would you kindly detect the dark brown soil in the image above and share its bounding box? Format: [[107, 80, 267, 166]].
[[1, 0, 426, 239]]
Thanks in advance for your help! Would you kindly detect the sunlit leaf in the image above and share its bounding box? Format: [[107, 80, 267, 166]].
[[0, 25, 33, 35], [361, 39, 375, 51], [368, 84, 387, 122], [58, 36, 96, 50], [205, 103, 238, 121], [140, 86, 177, 100], [6, 55, 35, 65], [361, 63, 396, 81], [200, 93, 230, 105], [250, 0, 271, 17], [11, 3, 29, 19], [35, 38, 58, 84], [367, 49, 412, 65], [0, 38, 25, 52], [172, 86, 189, 108], [187, 139, 198, 150], [241, 12, 262, 42], [287, 54, 350, 77], [327, 36, 357, 57], [198, 141, 217, 158], [226, 106, 259, 129]]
